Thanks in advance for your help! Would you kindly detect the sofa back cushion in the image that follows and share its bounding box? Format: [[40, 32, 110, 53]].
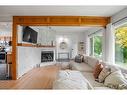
[[100, 62, 126, 73], [83, 56, 89, 64], [93, 63, 104, 79], [87, 56, 99, 68]]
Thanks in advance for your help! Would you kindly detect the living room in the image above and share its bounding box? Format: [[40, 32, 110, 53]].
[[0, 5, 127, 91]]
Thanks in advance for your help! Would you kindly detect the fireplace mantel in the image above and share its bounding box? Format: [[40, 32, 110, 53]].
[[17, 43, 55, 48]]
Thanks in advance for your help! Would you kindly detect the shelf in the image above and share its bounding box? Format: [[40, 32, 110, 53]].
[[36, 45, 55, 48], [17, 43, 36, 47], [17, 43, 55, 48]]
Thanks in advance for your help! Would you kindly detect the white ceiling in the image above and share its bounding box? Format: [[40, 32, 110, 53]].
[[0, 6, 126, 34], [0, 6, 126, 21]]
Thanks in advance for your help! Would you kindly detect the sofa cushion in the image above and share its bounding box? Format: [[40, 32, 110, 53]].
[[100, 62, 121, 72], [81, 72, 105, 87], [93, 63, 103, 79], [87, 56, 99, 68], [53, 70, 93, 89], [104, 64, 120, 72], [83, 55, 89, 63], [70, 62, 93, 72], [104, 70, 127, 89]]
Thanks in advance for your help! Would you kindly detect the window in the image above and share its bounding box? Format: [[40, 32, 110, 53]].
[[115, 25, 127, 68], [89, 35, 103, 59]]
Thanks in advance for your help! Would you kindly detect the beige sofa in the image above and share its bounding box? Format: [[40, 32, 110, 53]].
[[69, 56, 127, 89]]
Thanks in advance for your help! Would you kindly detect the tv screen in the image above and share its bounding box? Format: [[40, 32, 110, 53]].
[[22, 26, 38, 43]]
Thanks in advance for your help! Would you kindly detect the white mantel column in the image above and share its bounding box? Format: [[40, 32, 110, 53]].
[[104, 23, 115, 64]]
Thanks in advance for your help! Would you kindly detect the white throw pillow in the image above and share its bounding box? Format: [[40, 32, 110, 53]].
[[104, 70, 127, 89], [98, 67, 111, 83]]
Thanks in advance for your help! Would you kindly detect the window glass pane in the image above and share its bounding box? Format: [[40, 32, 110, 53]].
[[94, 36, 102, 59], [89, 35, 103, 59], [115, 26, 127, 68]]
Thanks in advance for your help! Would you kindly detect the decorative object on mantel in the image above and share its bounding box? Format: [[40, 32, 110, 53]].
[[59, 41, 68, 49], [78, 41, 85, 54], [36, 43, 41, 46]]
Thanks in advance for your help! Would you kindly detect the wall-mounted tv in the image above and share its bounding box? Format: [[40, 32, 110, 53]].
[[22, 26, 38, 44]]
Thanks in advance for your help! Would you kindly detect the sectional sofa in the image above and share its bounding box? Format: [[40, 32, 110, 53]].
[[69, 55, 127, 89]]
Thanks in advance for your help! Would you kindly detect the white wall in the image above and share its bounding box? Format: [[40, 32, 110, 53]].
[[17, 47, 41, 78], [17, 46, 56, 78], [31, 26, 56, 45], [104, 24, 115, 64], [0, 22, 12, 36], [17, 26, 56, 78], [55, 31, 85, 59]]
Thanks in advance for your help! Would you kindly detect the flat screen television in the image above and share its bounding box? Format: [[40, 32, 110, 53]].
[[22, 26, 38, 44]]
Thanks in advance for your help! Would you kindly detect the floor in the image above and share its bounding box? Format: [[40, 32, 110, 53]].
[[0, 65, 59, 89]]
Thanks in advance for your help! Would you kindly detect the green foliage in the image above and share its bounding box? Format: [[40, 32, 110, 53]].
[[115, 26, 127, 64], [94, 36, 102, 56]]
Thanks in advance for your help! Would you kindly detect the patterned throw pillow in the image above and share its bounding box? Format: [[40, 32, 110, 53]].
[[98, 66, 111, 83], [104, 70, 127, 89]]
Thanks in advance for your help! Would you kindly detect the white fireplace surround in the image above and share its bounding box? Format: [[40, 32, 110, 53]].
[[17, 46, 56, 78]]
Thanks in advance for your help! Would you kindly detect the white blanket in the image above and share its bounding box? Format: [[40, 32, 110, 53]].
[[53, 70, 93, 89]]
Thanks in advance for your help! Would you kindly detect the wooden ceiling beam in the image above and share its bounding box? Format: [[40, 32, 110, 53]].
[[13, 16, 110, 27]]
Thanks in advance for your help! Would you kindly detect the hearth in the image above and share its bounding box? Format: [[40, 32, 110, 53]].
[[41, 51, 54, 62]]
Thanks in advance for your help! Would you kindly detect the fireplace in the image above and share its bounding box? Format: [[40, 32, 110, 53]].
[[41, 51, 54, 62]]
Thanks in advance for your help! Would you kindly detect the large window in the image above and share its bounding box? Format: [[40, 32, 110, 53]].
[[89, 35, 103, 59], [115, 25, 127, 68]]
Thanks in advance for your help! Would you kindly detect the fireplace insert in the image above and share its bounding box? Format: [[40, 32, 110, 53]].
[[41, 51, 54, 62]]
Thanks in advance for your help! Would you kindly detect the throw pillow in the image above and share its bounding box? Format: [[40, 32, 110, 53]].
[[75, 54, 84, 63], [104, 70, 127, 89], [93, 63, 103, 79], [98, 66, 111, 83]]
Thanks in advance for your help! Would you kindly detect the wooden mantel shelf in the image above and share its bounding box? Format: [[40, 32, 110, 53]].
[[17, 43, 55, 48]]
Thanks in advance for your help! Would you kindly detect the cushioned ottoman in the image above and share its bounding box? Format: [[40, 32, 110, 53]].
[[53, 70, 93, 89]]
